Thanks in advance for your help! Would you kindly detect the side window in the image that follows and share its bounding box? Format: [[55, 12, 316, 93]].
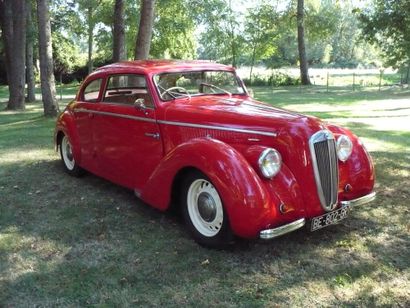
[[83, 79, 102, 102], [103, 74, 154, 108]]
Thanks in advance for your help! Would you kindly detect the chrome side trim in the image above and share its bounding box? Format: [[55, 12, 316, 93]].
[[157, 120, 277, 137], [73, 108, 277, 137], [74, 108, 90, 113], [260, 218, 306, 240], [340, 191, 376, 207], [74, 108, 157, 123]]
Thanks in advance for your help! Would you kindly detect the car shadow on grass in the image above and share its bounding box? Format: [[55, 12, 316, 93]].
[[1, 144, 409, 306], [1, 106, 409, 305]]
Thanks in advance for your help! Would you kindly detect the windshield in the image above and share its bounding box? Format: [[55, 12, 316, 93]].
[[153, 70, 246, 101]]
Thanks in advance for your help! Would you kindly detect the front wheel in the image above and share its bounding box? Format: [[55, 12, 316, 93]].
[[181, 171, 233, 248], [60, 135, 84, 177]]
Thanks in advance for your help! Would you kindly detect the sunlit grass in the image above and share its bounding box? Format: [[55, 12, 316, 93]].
[[0, 85, 409, 306]]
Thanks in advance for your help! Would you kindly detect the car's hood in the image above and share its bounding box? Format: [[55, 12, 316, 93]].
[[161, 95, 346, 218], [162, 95, 326, 137]]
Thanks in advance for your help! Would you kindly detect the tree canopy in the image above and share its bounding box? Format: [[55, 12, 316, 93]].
[[358, 0, 410, 68], [1, 0, 407, 98]]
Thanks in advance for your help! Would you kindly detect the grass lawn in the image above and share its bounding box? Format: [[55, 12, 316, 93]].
[[0, 85, 409, 306]]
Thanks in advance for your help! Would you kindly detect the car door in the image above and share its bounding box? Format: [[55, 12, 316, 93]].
[[73, 77, 103, 174], [93, 74, 163, 191]]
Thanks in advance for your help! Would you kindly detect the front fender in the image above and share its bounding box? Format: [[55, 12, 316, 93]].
[[140, 138, 283, 238], [327, 124, 375, 200]]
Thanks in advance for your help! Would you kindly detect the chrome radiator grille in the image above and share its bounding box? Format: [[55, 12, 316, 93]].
[[309, 130, 339, 211]]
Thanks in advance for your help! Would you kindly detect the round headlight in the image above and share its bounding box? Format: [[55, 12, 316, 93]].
[[336, 135, 353, 162], [258, 148, 282, 178]]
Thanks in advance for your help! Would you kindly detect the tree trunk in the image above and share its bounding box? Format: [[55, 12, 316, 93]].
[[113, 0, 126, 62], [228, 0, 236, 67], [229, 31, 236, 68], [0, 1, 12, 86], [297, 0, 311, 85], [0, 0, 27, 110], [26, 0, 36, 102], [37, 0, 59, 117], [87, 6, 94, 73], [249, 45, 256, 85], [134, 0, 155, 60]]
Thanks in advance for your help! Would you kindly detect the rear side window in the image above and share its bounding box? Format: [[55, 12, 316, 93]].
[[82, 79, 102, 102], [103, 74, 154, 107]]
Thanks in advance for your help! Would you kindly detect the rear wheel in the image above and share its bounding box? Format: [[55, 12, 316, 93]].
[[60, 135, 84, 177], [181, 171, 233, 248]]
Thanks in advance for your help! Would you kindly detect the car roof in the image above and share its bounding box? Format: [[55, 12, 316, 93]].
[[93, 60, 235, 75]]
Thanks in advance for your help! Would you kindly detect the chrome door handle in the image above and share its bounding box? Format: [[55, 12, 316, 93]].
[[144, 132, 160, 139]]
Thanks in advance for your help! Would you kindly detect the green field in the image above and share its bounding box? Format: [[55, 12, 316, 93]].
[[1, 85, 409, 306]]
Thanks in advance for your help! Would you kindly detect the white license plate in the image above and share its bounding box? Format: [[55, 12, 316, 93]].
[[311, 205, 351, 231]]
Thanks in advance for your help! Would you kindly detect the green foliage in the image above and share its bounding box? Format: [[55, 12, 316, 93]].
[[197, 0, 246, 66], [268, 17, 298, 68], [51, 0, 82, 36], [358, 0, 410, 68], [52, 33, 83, 74], [257, 0, 381, 69], [244, 3, 279, 69], [305, 0, 338, 41], [243, 71, 299, 87], [150, 0, 196, 59], [0, 0, 398, 86]]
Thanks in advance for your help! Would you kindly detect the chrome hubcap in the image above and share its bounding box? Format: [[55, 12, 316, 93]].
[[66, 143, 73, 161], [197, 192, 217, 222]]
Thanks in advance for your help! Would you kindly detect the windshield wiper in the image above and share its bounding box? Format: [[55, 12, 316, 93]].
[[200, 82, 232, 97]]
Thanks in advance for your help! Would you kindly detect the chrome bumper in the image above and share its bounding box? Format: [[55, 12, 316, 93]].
[[260, 218, 306, 240], [340, 191, 376, 207], [259, 191, 376, 240]]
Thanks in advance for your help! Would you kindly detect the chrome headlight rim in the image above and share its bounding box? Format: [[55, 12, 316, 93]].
[[336, 135, 353, 162], [258, 148, 282, 179]]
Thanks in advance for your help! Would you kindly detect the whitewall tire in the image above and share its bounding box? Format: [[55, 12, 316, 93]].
[[60, 135, 83, 177], [181, 171, 233, 248]]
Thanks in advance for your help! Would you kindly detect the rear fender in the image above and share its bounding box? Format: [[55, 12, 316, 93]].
[[140, 138, 281, 238], [55, 110, 81, 164]]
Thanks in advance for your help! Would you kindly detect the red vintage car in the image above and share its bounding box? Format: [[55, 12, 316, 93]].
[[55, 60, 376, 247]]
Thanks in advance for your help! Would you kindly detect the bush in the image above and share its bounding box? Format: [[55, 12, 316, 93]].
[[243, 71, 299, 87], [328, 59, 359, 69], [56, 57, 114, 84]]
